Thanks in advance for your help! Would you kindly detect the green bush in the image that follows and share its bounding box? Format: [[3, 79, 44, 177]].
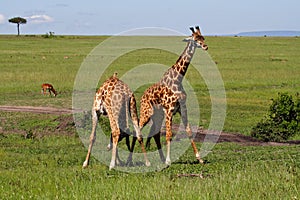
[[251, 93, 300, 142], [42, 31, 55, 38]]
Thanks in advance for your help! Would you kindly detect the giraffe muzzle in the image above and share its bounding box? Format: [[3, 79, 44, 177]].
[[202, 45, 208, 50]]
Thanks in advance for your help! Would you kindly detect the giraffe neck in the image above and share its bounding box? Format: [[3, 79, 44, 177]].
[[173, 41, 196, 76], [160, 41, 197, 86]]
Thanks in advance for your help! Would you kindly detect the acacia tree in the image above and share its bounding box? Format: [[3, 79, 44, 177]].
[[8, 17, 27, 36]]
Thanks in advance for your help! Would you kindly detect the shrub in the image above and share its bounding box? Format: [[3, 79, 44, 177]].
[[251, 93, 300, 142], [42, 31, 55, 38]]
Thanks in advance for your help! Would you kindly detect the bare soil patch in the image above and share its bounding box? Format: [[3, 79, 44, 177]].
[[0, 105, 77, 115]]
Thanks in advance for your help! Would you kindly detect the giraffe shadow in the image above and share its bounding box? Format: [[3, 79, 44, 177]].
[[172, 159, 209, 165]]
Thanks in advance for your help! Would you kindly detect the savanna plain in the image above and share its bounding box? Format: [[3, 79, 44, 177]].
[[0, 35, 299, 199]]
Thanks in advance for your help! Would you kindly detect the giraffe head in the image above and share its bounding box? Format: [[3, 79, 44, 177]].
[[183, 26, 208, 50]]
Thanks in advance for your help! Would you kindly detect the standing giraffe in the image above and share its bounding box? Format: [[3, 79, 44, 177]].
[[139, 26, 208, 165], [82, 72, 150, 170]]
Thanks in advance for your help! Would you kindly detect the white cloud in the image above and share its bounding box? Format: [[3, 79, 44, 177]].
[[0, 14, 5, 24], [26, 15, 54, 24]]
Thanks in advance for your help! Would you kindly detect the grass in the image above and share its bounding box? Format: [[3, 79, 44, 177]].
[[0, 35, 299, 199], [208, 36, 300, 134], [0, 35, 106, 107], [0, 133, 299, 199], [1, 35, 299, 133]]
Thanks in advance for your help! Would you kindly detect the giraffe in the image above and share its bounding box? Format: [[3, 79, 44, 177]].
[[82, 72, 150, 170], [139, 26, 208, 165]]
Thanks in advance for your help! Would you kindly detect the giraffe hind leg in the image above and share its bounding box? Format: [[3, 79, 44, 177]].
[[82, 109, 98, 168], [153, 133, 165, 162], [179, 101, 203, 163], [110, 128, 120, 170]]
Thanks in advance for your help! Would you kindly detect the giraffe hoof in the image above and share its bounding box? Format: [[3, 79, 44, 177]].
[[195, 153, 204, 163], [199, 159, 204, 164], [126, 160, 133, 167], [145, 161, 151, 167], [109, 162, 115, 170], [165, 159, 171, 166], [82, 161, 88, 168]]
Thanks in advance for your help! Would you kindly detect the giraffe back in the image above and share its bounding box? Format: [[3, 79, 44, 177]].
[[139, 83, 179, 127], [94, 74, 137, 131]]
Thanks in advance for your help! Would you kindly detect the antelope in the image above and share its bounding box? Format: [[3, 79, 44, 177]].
[[41, 83, 57, 97]]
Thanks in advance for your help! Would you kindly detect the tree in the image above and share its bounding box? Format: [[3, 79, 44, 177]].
[[8, 17, 27, 36]]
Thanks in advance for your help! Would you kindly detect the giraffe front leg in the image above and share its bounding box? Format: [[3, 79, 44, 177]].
[[83, 109, 98, 168], [138, 106, 153, 167], [165, 111, 173, 165]]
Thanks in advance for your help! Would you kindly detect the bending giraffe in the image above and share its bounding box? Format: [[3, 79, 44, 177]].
[[41, 83, 57, 97], [139, 26, 208, 165], [82, 73, 150, 170]]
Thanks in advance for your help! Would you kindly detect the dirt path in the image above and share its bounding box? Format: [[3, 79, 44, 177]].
[[0, 105, 79, 115], [0, 105, 299, 146]]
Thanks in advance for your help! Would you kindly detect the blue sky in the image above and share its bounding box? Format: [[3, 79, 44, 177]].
[[0, 0, 299, 35]]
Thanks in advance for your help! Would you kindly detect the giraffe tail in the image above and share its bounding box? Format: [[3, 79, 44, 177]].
[[129, 93, 139, 135]]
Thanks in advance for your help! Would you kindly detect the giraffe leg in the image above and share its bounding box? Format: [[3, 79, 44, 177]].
[[180, 101, 203, 163], [83, 108, 98, 168], [165, 110, 173, 165], [107, 134, 112, 150], [146, 122, 162, 149], [106, 130, 129, 166], [116, 130, 130, 166], [115, 145, 124, 166], [132, 122, 150, 167], [137, 136, 151, 167], [129, 95, 150, 167], [153, 132, 165, 162], [126, 136, 136, 166], [110, 127, 120, 170], [146, 108, 164, 149], [150, 108, 165, 162], [125, 132, 130, 152]]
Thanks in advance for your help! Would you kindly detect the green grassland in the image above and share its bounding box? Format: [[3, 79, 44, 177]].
[[0, 35, 299, 199], [1, 35, 299, 133]]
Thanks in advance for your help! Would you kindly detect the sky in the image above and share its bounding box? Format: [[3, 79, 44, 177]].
[[0, 0, 299, 36]]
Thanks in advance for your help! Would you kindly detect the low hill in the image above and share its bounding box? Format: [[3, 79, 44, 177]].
[[236, 30, 300, 37]]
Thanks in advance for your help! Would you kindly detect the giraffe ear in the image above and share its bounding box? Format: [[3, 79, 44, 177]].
[[195, 26, 202, 35]]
